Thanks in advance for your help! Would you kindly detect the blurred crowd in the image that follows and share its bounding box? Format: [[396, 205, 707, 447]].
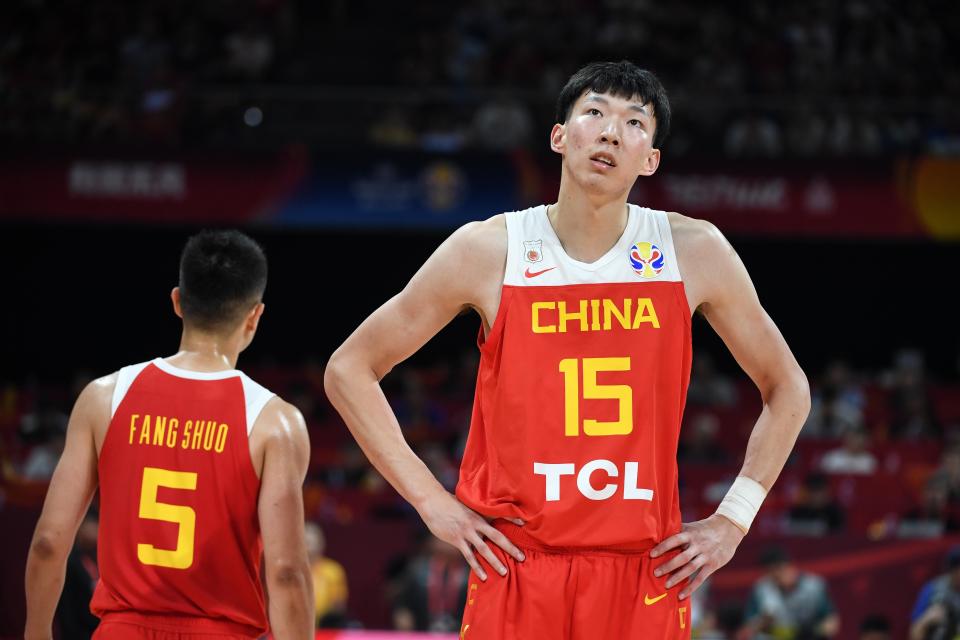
[[2, 0, 958, 155], [2, 345, 960, 637]]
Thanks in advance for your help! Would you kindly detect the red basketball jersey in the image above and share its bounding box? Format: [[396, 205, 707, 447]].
[[456, 205, 693, 550], [90, 358, 275, 635]]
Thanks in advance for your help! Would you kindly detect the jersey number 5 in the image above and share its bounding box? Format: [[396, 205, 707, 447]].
[[137, 466, 198, 570], [559, 357, 633, 436]]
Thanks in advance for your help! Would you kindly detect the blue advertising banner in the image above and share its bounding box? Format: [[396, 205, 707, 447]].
[[276, 152, 522, 228]]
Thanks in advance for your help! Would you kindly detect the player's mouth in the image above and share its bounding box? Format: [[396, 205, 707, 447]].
[[589, 152, 617, 169]]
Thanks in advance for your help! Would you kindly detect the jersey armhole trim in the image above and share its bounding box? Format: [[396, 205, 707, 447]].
[[240, 374, 276, 436], [110, 360, 153, 418], [655, 210, 684, 283]]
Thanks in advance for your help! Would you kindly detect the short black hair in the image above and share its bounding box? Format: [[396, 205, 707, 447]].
[[178, 230, 267, 331], [555, 60, 671, 149], [859, 615, 890, 632], [759, 545, 790, 567]]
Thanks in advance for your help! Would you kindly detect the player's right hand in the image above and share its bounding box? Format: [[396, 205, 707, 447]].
[[417, 489, 526, 580]]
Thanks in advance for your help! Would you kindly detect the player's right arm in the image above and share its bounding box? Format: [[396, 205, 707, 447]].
[[24, 376, 111, 640], [324, 217, 526, 581], [256, 399, 314, 639]]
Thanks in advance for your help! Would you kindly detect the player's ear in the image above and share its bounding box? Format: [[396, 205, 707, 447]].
[[171, 287, 184, 318], [638, 147, 660, 177], [550, 123, 566, 155], [245, 302, 265, 333]]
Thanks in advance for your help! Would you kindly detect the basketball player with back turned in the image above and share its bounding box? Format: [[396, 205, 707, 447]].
[[25, 231, 314, 639], [325, 61, 810, 638]]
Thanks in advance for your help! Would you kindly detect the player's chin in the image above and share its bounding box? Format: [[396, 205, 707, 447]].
[[577, 169, 627, 194]]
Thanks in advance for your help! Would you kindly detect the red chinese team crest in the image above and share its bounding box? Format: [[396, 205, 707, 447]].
[[523, 240, 543, 263]]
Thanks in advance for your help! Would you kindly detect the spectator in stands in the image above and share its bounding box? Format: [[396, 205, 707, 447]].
[[930, 447, 960, 504], [392, 533, 468, 633], [820, 426, 877, 475], [785, 108, 828, 156], [740, 546, 839, 640], [724, 113, 783, 157], [858, 614, 891, 640], [368, 108, 418, 148], [223, 20, 274, 80], [786, 472, 845, 535], [55, 510, 99, 638], [470, 96, 534, 150], [910, 546, 960, 640], [305, 521, 348, 628], [678, 413, 730, 464], [886, 349, 939, 440], [899, 476, 960, 537], [17, 399, 67, 480], [687, 351, 738, 408], [802, 360, 865, 439]]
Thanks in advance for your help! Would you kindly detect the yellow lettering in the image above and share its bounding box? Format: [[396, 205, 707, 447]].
[[191, 421, 205, 449], [138, 415, 152, 445], [202, 421, 216, 451], [137, 467, 197, 569], [129, 414, 140, 444], [180, 420, 193, 449], [603, 298, 632, 330], [558, 300, 588, 333], [582, 357, 633, 436], [214, 424, 229, 453], [166, 419, 179, 448], [632, 298, 660, 329], [152, 416, 166, 447], [558, 358, 580, 436], [590, 299, 601, 331], [532, 301, 556, 333]]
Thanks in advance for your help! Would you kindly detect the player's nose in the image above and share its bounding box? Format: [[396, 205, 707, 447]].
[[599, 127, 620, 146]]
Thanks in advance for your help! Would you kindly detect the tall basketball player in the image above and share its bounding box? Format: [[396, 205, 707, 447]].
[[25, 231, 314, 639], [325, 61, 810, 638]]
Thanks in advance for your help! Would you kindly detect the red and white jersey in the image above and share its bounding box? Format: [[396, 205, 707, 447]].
[[91, 358, 274, 635], [456, 204, 693, 551]]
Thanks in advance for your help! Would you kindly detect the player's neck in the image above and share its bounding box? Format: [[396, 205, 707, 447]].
[[549, 186, 630, 263], [170, 330, 242, 372]]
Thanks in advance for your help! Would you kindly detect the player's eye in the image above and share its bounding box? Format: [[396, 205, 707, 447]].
[[587, 108, 602, 116], [629, 119, 643, 128]]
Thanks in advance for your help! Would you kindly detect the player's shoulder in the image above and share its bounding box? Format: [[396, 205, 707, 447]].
[[451, 213, 507, 254], [666, 211, 726, 249], [76, 372, 119, 413], [665, 210, 736, 267], [254, 396, 309, 442], [432, 213, 507, 284]]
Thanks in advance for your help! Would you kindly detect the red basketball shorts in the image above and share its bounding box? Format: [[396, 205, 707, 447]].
[[93, 612, 260, 640], [459, 523, 692, 640]]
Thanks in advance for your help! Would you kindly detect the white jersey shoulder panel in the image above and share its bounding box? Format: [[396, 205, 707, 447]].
[[502, 204, 683, 287]]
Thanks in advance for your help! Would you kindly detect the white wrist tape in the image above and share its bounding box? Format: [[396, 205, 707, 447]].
[[715, 476, 767, 534]]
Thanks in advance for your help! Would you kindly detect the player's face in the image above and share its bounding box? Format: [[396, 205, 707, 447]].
[[551, 91, 660, 196]]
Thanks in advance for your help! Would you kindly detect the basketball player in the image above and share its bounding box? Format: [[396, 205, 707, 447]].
[[25, 231, 314, 639], [325, 61, 810, 638]]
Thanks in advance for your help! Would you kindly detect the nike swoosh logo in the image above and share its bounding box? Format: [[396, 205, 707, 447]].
[[524, 266, 556, 278], [644, 593, 667, 605]]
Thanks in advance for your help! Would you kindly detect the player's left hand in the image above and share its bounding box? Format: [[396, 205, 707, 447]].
[[649, 513, 745, 600]]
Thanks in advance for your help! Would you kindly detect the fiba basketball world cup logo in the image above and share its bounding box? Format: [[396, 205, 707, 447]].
[[629, 241, 665, 279]]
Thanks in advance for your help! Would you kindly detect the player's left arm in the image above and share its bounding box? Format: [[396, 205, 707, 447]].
[[651, 218, 811, 599], [24, 376, 111, 640]]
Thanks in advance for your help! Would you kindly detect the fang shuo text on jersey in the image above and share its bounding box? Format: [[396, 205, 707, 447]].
[[128, 413, 231, 453]]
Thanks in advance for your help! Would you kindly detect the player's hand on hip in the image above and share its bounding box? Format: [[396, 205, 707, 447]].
[[418, 490, 525, 581], [649, 513, 745, 599]]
